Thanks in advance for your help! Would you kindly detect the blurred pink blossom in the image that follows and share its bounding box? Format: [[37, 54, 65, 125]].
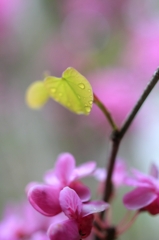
[[0, 0, 22, 39], [0, 0, 23, 21], [88, 68, 140, 128], [0, 0, 25, 64], [0, 201, 51, 240], [122, 20, 159, 79], [94, 159, 127, 192], [123, 164, 159, 215], [0, 0, 24, 40], [62, 0, 107, 16], [62, 0, 131, 22]]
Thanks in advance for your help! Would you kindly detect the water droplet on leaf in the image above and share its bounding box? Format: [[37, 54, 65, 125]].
[[85, 106, 91, 113], [51, 88, 56, 93], [78, 83, 85, 89]]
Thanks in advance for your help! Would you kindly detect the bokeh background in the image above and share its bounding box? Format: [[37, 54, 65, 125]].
[[1, 0, 159, 239]]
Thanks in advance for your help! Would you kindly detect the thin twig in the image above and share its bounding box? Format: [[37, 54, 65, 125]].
[[102, 134, 120, 204], [117, 211, 139, 235], [93, 93, 118, 131], [117, 211, 131, 229], [120, 68, 159, 139], [95, 134, 120, 240]]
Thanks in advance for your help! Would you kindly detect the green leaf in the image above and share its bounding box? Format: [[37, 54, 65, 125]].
[[44, 67, 93, 115]]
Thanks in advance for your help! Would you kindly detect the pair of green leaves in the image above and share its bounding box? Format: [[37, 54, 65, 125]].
[[26, 67, 93, 115]]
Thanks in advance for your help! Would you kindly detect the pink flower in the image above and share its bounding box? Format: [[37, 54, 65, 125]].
[[44, 153, 96, 187], [0, 201, 51, 240], [27, 153, 96, 216], [48, 187, 109, 240], [123, 164, 159, 215], [94, 159, 127, 191]]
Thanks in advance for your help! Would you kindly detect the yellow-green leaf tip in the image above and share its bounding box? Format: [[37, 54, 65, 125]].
[[26, 81, 49, 109]]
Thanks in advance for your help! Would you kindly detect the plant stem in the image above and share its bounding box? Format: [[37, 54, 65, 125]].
[[117, 211, 139, 235], [94, 67, 159, 240], [93, 93, 118, 131], [102, 132, 120, 205]]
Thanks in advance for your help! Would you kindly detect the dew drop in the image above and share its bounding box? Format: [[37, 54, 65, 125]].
[[85, 106, 91, 113], [51, 88, 56, 93], [78, 83, 85, 89], [88, 89, 91, 92], [89, 100, 93, 105], [77, 95, 81, 99]]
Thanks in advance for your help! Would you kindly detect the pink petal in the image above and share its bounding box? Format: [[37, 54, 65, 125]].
[[93, 168, 106, 181], [149, 163, 159, 179], [48, 219, 80, 240], [72, 161, 96, 181], [69, 181, 91, 202], [113, 160, 127, 186], [124, 177, 152, 188], [82, 201, 109, 217], [28, 184, 61, 216], [132, 169, 157, 187], [30, 231, 48, 240], [79, 215, 94, 238], [54, 153, 76, 185], [44, 170, 61, 186], [59, 187, 82, 219], [123, 187, 157, 210], [132, 169, 153, 183], [94, 160, 127, 187], [142, 196, 159, 215], [50, 212, 68, 225], [25, 182, 39, 194]]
